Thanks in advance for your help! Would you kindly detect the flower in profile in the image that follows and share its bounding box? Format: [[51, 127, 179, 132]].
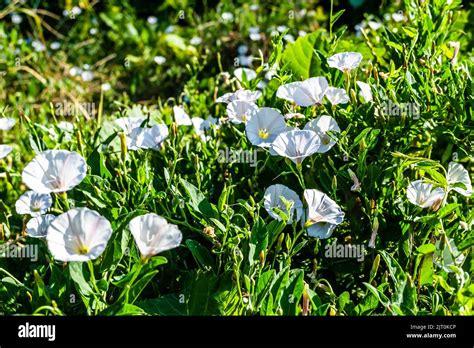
[[270, 130, 321, 164], [356, 81, 373, 103], [114, 116, 145, 134], [0, 118, 16, 131], [302, 189, 345, 239], [46, 208, 112, 262], [303, 115, 341, 153], [173, 106, 192, 126], [246, 108, 288, 147], [234, 68, 257, 82], [447, 162, 472, 197], [216, 89, 262, 104], [327, 52, 363, 72], [191, 116, 218, 141], [15, 191, 52, 217], [22, 150, 87, 194], [264, 184, 303, 224], [406, 180, 445, 208], [129, 124, 169, 150], [348, 169, 361, 192], [276, 77, 329, 106], [129, 213, 182, 259], [324, 87, 349, 105], [0, 145, 13, 159], [226, 100, 259, 124], [26, 214, 56, 238]]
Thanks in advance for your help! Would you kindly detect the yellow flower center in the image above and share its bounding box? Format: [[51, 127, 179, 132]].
[[259, 129, 269, 139], [241, 114, 247, 123], [78, 245, 89, 255]]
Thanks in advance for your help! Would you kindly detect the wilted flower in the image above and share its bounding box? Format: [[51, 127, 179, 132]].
[[226, 100, 259, 124], [406, 180, 445, 208], [270, 130, 321, 164], [356, 81, 373, 103], [129, 213, 182, 259], [246, 108, 288, 147], [22, 150, 87, 194], [277, 77, 329, 106], [0, 145, 13, 159], [325, 87, 349, 105], [302, 189, 345, 239], [47, 208, 112, 262], [234, 68, 257, 82], [327, 52, 363, 72], [173, 106, 192, 126], [15, 191, 52, 217], [264, 184, 303, 224], [303, 115, 340, 153], [0, 118, 16, 131], [447, 162, 472, 197], [26, 214, 56, 238]]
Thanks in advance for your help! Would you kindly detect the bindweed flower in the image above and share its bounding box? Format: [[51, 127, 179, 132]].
[[46, 208, 112, 262], [154, 56, 167, 65], [0, 145, 13, 159], [356, 81, 373, 103], [216, 89, 262, 104], [264, 184, 303, 224], [190, 36, 202, 45], [447, 162, 472, 197], [22, 150, 87, 194], [302, 189, 345, 239], [0, 118, 16, 131], [173, 106, 192, 126], [26, 214, 56, 238], [191, 116, 218, 141], [348, 169, 361, 192], [226, 100, 259, 124], [234, 68, 257, 82], [434, 237, 465, 273], [15, 191, 52, 217], [303, 115, 341, 153], [270, 129, 321, 164], [327, 52, 363, 72], [324, 87, 350, 105], [406, 180, 445, 208], [129, 213, 182, 259], [129, 124, 169, 150], [246, 108, 288, 147], [115, 116, 145, 134], [276, 77, 328, 106]]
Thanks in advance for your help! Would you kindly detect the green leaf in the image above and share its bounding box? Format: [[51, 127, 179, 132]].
[[136, 295, 186, 315], [282, 32, 323, 79], [416, 244, 436, 254], [186, 240, 216, 271], [180, 178, 218, 219]]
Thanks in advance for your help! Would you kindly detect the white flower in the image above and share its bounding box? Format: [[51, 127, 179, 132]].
[[69, 66, 82, 77], [0, 118, 16, 130], [406, 180, 445, 208], [237, 45, 249, 55], [327, 52, 363, 72], [154, 56, 167, 65], [32, 40, 46, 52], [284, 113, 305, 120], [283, 34, 295, 43], [434, 238, 465, 273], [303, 115, 341, 153], [46, 208, 112, 262], [129, 125, 169, 150], [26, 214, 56, 238], [270, 130, 321, 164], [234, 68, 257, 82], [348, 169, 361, 192], [101, 83, 112, 91], [191, 116, 218, 141], [216, 89, 262, 104], [356, 81, 373, 103], [238, 55, 254, 67], [147, 16, 158, 25], [448, 41, 460, 65], [22, 150, 87, 194], [89, 28, 98, 35], [221, 12, 234, 22], [129, 213, 182, 258], [302, 189, 345, 239], [392, 12, 405, 22], [190, 36, 202, 45], [0, 145, 12, 159], [15, 191, 52, 217], [325, 87, 349, 105], [115, 116, 145, 134], [81, 70, 94, 82], [298, 30, 307, 37], [277, 25, 288, 32], [447, 162, 472, 197], [276, 77, 329, 106], [368, 21, 382, 30], [226, 100, 259, 124], [165, 25, 174, 33], [246, 108, 288, 147], [11, 13, 23, 24], [173, 106, 192, 126], [50, 41, 61, 50], [264, 184, 303, 224], [71, 6, 82, 15]]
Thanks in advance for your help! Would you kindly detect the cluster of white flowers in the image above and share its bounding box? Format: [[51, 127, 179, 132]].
[[15, 149, 182, 262], [0, 118, 16, 159]]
